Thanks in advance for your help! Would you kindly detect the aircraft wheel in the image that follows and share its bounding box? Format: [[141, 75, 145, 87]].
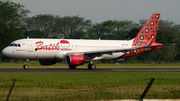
[[69, 66, 76, 69], [88, 64, 96, 70], [23, 65, 28, 69]]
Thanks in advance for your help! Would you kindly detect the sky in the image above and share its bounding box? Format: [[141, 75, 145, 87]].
[[12, 0, 180, 24]]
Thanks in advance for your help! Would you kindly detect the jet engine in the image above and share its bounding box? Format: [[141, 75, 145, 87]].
[[66, 54, 85, 66], [39, 59, 57, 65]]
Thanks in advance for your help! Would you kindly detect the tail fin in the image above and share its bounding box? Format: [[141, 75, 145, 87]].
[[132, 13, 161, 47]]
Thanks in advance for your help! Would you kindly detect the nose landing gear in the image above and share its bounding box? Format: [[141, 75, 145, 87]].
[[23, 59, 29, 69]]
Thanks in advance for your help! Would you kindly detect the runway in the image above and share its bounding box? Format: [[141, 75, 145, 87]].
[[0, 68, 180, 73]]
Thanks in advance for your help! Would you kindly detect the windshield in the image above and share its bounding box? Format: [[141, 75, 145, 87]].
[[9, 44, 14, 46], [9, 43, 21, 47]]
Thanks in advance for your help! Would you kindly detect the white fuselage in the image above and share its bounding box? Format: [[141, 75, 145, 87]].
[[2, 39, 133, 60]]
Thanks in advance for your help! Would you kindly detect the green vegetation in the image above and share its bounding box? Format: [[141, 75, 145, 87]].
[[0, 0, 30, 60], [0, 72, 180, 100], [0, 63, 180, 100]]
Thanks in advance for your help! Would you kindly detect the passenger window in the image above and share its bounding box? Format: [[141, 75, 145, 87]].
[[18, 44, 21, 47]]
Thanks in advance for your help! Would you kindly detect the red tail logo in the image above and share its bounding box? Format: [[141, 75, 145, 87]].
[[133, 13, 161, 47], [120, 13, 161, 59]]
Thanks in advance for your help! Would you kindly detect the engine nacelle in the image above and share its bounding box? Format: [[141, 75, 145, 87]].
[[39, 59, 57, 65], [66, 54, 85, 66]]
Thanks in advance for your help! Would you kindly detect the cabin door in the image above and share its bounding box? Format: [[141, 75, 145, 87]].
[[27, 41, 33, 52]]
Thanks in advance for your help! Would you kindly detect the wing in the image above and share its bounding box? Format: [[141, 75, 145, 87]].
[[68, 47, 139, 60], [84, 48, 137, 60]]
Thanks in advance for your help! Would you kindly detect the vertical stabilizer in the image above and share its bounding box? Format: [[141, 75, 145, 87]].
[[133, 13, 161, 47]]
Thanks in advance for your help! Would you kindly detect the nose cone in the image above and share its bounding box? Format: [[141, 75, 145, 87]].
[[2, 47, 9, 57]]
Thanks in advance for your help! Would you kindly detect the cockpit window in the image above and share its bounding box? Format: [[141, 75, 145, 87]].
[[18, 44, 21, 47], [9, 44, 14, 46], [14, 44, 17, 47], [9, 43, 21, 47]]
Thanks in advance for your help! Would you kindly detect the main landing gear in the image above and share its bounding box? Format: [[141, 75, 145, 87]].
[[23, 59, 29, 69], [88, 61, 96, 70], [69, 61, 96, 70], [69, 65, 77, 69]]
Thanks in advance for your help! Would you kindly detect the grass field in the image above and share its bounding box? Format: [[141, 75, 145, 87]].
[[0, 62, 180, 100], [1, 61, 180, 69]]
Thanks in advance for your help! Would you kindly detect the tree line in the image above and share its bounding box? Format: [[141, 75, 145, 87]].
[[0, 0, 179, 62]]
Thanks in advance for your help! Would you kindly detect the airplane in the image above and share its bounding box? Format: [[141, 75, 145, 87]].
[[2, 13, 163, 70]]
